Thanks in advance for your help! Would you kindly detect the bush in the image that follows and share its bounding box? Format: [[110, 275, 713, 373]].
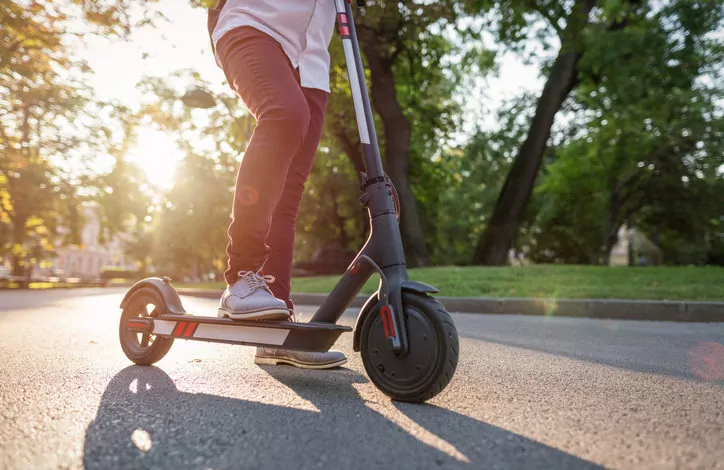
[[100, 268, 140, 281]]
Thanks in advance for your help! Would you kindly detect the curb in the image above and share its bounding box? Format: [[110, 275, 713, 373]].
[[176, 289, 724, 323]]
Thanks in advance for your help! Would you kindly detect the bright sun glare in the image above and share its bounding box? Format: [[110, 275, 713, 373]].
[[127, 128, 183, 189]]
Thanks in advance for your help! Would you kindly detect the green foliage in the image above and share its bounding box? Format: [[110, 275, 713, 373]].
[[0, 0, 166, 274], [99, 267, 139, 281], [422, 94, 534, 264], [1, 1, 90, 272], [525, 140, 610, 264], [0, 174, 11, 226], [152, 152, 235, 277], [507, 0, 724, 265], [296, 148, 365, 262]]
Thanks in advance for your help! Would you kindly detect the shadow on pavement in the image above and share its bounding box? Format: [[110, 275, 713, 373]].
[[84, 365, 602, 470]]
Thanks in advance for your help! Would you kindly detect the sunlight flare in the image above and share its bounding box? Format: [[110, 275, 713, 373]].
[[127, 128, 184, 189]]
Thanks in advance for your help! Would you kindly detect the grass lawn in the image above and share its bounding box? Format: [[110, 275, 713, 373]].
[[178, 265, 724, 301]]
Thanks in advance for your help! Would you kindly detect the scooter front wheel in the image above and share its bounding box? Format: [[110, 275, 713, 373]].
[[360, 292, 459, 402], [119, 287, 174, 365]]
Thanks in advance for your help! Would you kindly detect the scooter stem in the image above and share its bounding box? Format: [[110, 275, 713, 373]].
[[334, 0, 384, 180]]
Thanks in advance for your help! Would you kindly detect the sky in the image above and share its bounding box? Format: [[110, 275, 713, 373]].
[[73, 0, 544, 189]]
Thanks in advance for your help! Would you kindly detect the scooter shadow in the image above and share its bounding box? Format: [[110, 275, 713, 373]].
[[84, 366, 602, 470]]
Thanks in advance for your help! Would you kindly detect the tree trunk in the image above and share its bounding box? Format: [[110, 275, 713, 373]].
[[11, 255, 23, 277], [333, 125, 365, 176], [25, 258, 33, 283], [10, 213, 27, 276], [624, 216, 634, 266], [332, 127, 369, 241], [358, 28, 430, 267], [471, 0, 596, 266], [193, 257, 200, 282], [330, 185, 349, 249]]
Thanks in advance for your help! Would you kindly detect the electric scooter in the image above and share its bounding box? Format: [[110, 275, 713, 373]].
[[118, 0, 459, 403]]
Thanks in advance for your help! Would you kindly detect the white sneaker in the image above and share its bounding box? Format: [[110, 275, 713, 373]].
[[254, 347, 348, 369], [218, 271, 290, 321]]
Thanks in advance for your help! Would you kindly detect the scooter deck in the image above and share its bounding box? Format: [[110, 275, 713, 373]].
[[127, 314, 351, 352]]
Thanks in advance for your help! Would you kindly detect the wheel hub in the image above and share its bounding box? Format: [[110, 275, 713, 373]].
[[366, 306, 439, 390]]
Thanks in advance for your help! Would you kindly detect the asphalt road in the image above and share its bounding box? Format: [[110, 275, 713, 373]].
[[0, 288, 723, 470]]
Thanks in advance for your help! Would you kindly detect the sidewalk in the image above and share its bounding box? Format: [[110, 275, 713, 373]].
[[176, 289, 724, 323]]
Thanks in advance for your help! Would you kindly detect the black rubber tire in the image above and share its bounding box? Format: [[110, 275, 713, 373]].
[[119, 287, 174, 365], [360, 292, 459, 403]]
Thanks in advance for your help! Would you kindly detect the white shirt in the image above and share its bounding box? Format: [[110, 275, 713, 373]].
[[212, 0, 337, 93]]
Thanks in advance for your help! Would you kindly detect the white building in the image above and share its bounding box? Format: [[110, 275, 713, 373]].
[[51, 205, 137, 280], [609, 226, 630, 266]]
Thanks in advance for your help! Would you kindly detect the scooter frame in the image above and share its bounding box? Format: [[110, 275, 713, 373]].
[[121, 0, 439, 356]]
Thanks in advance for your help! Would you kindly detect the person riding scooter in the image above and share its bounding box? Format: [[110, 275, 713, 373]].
[[208, 0, 346, 369]]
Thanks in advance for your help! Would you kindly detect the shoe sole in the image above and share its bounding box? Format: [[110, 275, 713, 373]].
[[218, 308, 290, 321], [254, 355, 348, 370]]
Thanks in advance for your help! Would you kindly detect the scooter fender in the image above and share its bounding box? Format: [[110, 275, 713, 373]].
[[352, 280, 438, 352], [119, 277, 187, 315]]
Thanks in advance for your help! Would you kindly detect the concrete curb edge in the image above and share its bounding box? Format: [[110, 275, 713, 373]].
[[176, 289, 724, 323]]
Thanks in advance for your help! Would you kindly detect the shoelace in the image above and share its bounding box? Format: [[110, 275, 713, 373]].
[[237, 271, 275, 291]]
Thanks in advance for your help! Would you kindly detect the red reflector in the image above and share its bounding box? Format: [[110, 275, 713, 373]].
[[338, 13, 348, 24], [173, 322, 186, 337], [381, 308, 390, 337], [381, 306, 396, 339], [340, 26, 350, 36], [183, 322, 197, 338], [386, 311, 396, 338]]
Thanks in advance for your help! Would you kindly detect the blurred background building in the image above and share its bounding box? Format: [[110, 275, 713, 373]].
[[50, 206, 136, 280]]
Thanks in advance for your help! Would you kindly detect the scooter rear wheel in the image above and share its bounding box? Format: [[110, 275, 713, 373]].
[[360, 292, 459, 402], [119, 287, 174, 365]]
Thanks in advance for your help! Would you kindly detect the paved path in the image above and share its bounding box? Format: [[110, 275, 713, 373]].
[[0, 289, 722, 469]]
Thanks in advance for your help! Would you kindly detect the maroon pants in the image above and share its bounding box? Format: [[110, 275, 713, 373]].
[[217, 27, 328, 310]]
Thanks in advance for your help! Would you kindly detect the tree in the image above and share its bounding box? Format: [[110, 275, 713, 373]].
[[470, 0, 649, 265], [0, 0, 162, 274], [582, 0, 724, 263], [523, 0, 724, 265], [93, 109, 154, 241]]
